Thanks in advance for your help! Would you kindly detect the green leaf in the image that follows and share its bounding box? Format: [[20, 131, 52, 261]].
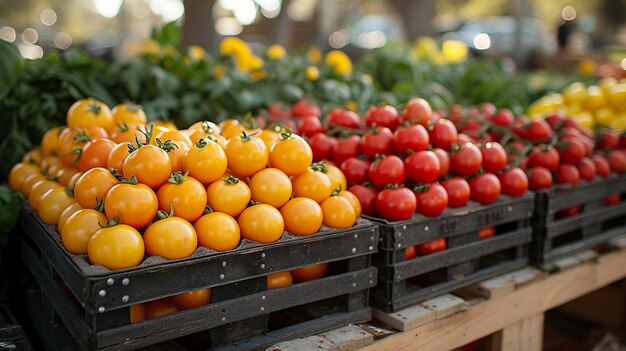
[[0, 40, 24, 100]]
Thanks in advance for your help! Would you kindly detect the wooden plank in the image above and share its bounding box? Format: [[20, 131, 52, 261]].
[[573, 250, 598, 263], [466, 276, 515, 299], [358, 324, 395, 341], [553, 256, 580, 271], [421, 294, 468, 320], [489, 313, 544, 351], [497, 267, 547, 289], [609, 235, 626, 248], [317, 325, 374, 351], [360, 247, 626, 351], [266, 335, 335, 351], [372, 305, 435, 332]]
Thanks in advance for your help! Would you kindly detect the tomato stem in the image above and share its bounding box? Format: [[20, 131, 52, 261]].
[[109, 168, 126, 182], [167, 171, 187, 184], [310, 162, 328, 173], [279, 127, 293, 140], [117, 121, 130, 132], [155, 138, 178, 153], [331, 188, 341, 196], [64, 187, 74, 198], [95, 197, 105, 213], [204, 205, 213, 214], [201, 121, 216, 134], [224, 175, 240, 185], [87, 102, 102, 115]]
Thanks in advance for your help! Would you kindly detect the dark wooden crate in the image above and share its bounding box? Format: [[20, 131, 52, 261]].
[[369, 193, 534, 312], [531, 175, 626, 266], [19, 206, 379, 350], [0, 303, 33, 351]]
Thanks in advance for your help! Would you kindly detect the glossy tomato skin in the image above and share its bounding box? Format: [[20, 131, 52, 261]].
[[469, 173, 501, 204], [415, 238, 446, 255], [249, 168, 292, 208], [558, 137, 586, 165], [123, 145, 172, 189], [402, 98, 432, 126], [414, 183, 448, 217], [57, 202, 82, 232], [441, 177, 470, 208], [280, 197, 323, 235], [528, 167, 553, 190], [368, 155, 406, 189], [450, 142, 483, 177], [238, 204, 285, 244], [596, 130, 619, 151], [308, 133, 337, 162], [349, 185, 378, 217], [206, 176, 251, 217], [156, 175, 207, 223], [292, 99, 321, 118], [61, 209, 107, 255], [87, 224, 145, 270], [375, 188, 416, 221], [498, 168, 529, 197], [528, 145, 560, 172], [225, 133, 269, 177], [269, 133, 313, 176], [365, 105, 400, 131], [481, 142, 507, 173], [608, 150, 626, 174], [171, 288, 211, 310], [320, 196, 357, 229], [433, 148, 450, 179], [405, 245, 417, 260], [327, 108, 361, 129], [66, 98, 114, 130], [332, 135, 361, 164], [592, 155, 611, 178], [38, 187, 75, 225], [292, 167, 333, 203], [341, 158, 371, 186], [491, 109, 514, 127], [429, 119, 458, 151], [392, 124, 429, 157], [338, 190, 362, 218], [194, 212, 240, 251], [104, 183, 158, 230], [405, 151, 440, 184], [107, 143, 130, 172], [524, 119, 553, 142], [183, 138, 228, 184], [604, 194, 621, 206], [298, 116, 324, 137], [76, 138, 117, 172], [479, 227, 495, 240], [361, 127, 393, 159], [8, 162, 40, 193], [577, 158, 597, 181], [143, 217, 198, 260], [290, 263, 328, 282], [556, 164, 580, 186], [267, 271, 293, 290], [74, 168, 120, 209]]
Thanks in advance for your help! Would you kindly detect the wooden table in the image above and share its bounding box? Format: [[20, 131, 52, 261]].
[[269, 238, 626, 351]]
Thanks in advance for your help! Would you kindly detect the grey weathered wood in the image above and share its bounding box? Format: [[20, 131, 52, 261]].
[[421, 294, 468, 320], [372, 304, 435, 331], [266, 335, 335, 351], [317, 325, 374, 351]]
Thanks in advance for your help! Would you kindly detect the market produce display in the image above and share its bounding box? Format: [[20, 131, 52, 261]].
[[9, 99, 361, 275]]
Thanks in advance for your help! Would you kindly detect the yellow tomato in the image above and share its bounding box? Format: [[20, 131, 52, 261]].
[[41, 126, 64, 157], [66, 98, 114, 130], [194, 212, 240, 251], [61, 209, 107, 254], [29, 180, 61, 211], [225, 132, 268, 177], [171, 288, 211, 310], [267, 271, 293, 290], [182, 138, 228, 184], [8, 162, 40, 192], [325, 164, 348, 191], [248, 168, 292, 208], [320, 196, 356, 229], [88, 224, 145, 270], [57, 202, 82, 232], [562, 82, 587, 105], [238, 204, 284, 244], [257, 129, 280, 151], [38, 187, 75, 225], [112, 102, 147, 125], [143, 216, 198, 260], [584, 85, 606, 111], [269, 133, 313, 176], [280, 197, 323, 236], [338, 190, 362, 218], [206, 176, 251, 217], [291, 165, 332, 203]]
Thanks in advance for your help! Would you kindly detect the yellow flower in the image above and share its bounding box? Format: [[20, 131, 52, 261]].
[[307, 46, 321, 64], [141, 39, 160, 55], [267, 44, 286, 59], [214, 65, 226, 79], [413, 36, 440, 59], [251, 69, 267, 81], [220, 36, 250, 57], [325, 50, 352, 75], [346, 100, 358, 111], [236, 54, 264, 72], [161, 44, 179, 57], [188, 45, 206, 61], [577, 59, 596, 76], [442, 40, 468, 63], [305, 66, 319, 81]]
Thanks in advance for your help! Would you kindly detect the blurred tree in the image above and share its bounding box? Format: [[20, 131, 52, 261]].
[[388, 0, 436, 40]]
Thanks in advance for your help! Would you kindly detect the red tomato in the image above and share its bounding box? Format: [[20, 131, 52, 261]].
[[405, 151, 440, 184], [405, 245, 417, 260], [349, 185, 378, 217], [368, 155, 406, 189], [490, 109, 514, 127], [528, 145, 560, 172], [592, 155, 610, 178], [429, 119, 458, 151], [556, 205, 581, 219], [375, 188, 416, 221], [361, 127, 393, 159], [604, 194, 621, 206], [469, 173, 501, 204], [577, 157, 597, 181], [558, 137, 586, 165], [267, 101, 291, 119], [596, 130, 619, 151], [607, 150, 626, 174], [392, 124, 429, 157], [365, 105, 400, 131], [327, 108, 361, 129], [528, 167, 553, 190], [480, 102, 496, 118], [498, 167, 528, 197], [416, 238, 446, 255], [480, 142, 507, 173], [545, 112, 565, 129], [341, 158, 371, 186], [450, 142, 482, 177], [479, 227, 495, 240], [524, 119, 553, 142], [414, 183, 448, 217], [556, 164, 580, 186], [441, 177, 470, 208], [308, 133, 337, 162], [298, 116, 324, 137], [332, 135, 361, 164], [292, 99, 321, 118], [433, 148, 450, 179], [402, 98, 432, 126]]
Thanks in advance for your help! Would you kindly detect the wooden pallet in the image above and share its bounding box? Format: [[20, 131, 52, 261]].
[[272, 238, 626, 351]]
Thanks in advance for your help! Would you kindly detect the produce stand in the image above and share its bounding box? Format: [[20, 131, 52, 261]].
[[18, 205, 379, 350], [269, 238, 626, 351]]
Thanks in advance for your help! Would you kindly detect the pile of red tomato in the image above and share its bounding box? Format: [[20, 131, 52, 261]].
[[9, 98, 362, 274]]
